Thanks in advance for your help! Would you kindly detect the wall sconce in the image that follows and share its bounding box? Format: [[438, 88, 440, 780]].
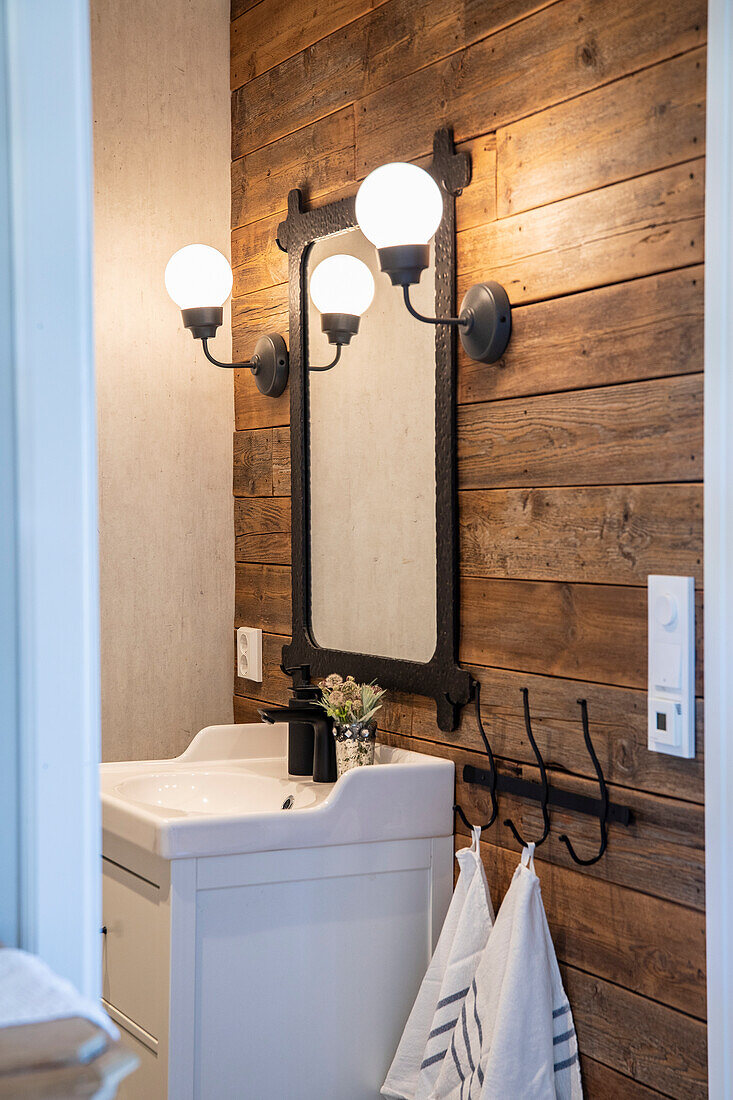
[[308, 255, 375, 371], [355, 162, 512, 364], [165, 244, 289, 397]]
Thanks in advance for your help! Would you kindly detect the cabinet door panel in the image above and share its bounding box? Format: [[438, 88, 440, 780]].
[[114, 1022, 162, 1100], [194, 867, 432, 1099], [102, 858, 164, 1040]]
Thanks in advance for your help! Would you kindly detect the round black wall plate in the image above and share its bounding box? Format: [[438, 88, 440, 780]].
[[459, 282, 512, 364], [253, 333, 289, 397]]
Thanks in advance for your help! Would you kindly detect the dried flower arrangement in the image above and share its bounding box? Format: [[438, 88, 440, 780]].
[[318, 674, 386, 728]]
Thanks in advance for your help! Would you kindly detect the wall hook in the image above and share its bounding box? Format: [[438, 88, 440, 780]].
[[558, 699, 609, 866], [460, 690, 631, 862], [503, 688, 551, 848], [454, 679, 498, 832]]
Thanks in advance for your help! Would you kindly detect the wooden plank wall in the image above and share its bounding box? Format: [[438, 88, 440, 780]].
[[230, 0, 706, 1094]]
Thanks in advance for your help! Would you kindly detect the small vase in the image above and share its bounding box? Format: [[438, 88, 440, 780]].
[[334, 720, 377, 778]]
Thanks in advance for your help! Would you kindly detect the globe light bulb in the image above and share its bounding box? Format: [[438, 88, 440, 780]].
[[164, 244, 233, 309], [309, 255, 375, 317], [355, 163, 444, 249]]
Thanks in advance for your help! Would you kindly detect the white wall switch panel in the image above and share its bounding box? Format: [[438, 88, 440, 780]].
[[647, 575, 695, 758], [237, 626, 262, 682]]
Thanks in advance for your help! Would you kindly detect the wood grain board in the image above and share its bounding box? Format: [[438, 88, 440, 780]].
[[459, 484, 702, 586], [457, 267, 704, 403], [458, 375, 703, 489]]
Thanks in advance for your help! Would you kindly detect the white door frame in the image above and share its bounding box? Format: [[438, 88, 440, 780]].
[[704, 0, 733, 1094], [5, 0, 100, 997], [0, 0, 19, 953]]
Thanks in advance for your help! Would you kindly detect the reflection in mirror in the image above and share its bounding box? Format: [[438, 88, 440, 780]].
[[307, 227, 437, 663]]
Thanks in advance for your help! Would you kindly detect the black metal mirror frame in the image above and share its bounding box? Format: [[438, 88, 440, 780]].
[[277, 128, 472, 730]]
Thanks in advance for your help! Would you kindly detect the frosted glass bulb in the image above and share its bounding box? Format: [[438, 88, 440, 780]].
[[164, 244, 233, 309], [309, 255, 375, 316], [355, 163, 444, 249]]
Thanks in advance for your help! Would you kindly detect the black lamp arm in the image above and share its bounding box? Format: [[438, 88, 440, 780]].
[[201, 337, 256, 372], [308, 345, 342, 373], [402, 284, 469, 328]]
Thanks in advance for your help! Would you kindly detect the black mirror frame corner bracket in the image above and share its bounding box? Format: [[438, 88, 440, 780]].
[[278, 127, 472, 731]]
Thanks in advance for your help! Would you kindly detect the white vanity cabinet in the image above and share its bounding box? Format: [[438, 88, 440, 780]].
[[100, 725, 454, 1099], [101, 847, 181, 1098]]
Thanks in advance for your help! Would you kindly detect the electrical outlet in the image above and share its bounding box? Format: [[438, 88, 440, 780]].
[[237, 626, 262, 682]]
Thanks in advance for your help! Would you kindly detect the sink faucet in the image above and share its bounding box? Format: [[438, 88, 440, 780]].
[[260, 686, 337, 784]]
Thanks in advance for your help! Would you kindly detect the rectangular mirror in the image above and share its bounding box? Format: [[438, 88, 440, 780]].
[[278, 129, 472, 730], [307, 227, 437, 663]]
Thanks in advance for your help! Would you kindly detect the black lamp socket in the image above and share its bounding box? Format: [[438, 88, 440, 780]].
[[181, 305, 223, 340], [376, 243, 430, 287], [321, 312, 360, 345]]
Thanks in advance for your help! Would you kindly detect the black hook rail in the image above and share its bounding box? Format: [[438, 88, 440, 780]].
[[454, 681, 632, 866]]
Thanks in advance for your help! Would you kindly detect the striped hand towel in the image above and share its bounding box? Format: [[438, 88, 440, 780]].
[[431, 843, 583, 1099], [381, 826, 495, 1100]]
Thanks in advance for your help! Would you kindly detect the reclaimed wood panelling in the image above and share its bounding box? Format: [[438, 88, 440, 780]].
[[231, 0, 265, 22], [577, 1059, 668, 1100], [234, 496, 291, 563], [457, 160, 704, 305], [459, 485, 703, 586], [235, 563, 291, 633], [460, 577, 703, 693], [232, 0, 552, 157], [272, 426, 291, 494], [233, 428, 275, 496], [231, 0, 389, 89], [354, 0, 706, 168], [563, 966, 707, 1098], [240, 481, 704, 585], [232, 285, 289, 349], [231, 0, 707, 1089], [469, 837, 706, 1018], [458, 268, 703, 403], [231, 107, 355, 228], [234, 427, 291, 496], [496, 48, 706, 216], [458, 375, 703, 489], [231, 212, 288, 291], [233, 286, 289, 430], [233, 562, 704, 691]]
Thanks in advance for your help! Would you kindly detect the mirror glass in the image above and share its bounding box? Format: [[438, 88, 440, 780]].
[[307, 227, 437, 663]]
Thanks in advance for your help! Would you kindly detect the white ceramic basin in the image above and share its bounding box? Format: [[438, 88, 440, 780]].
[[101, 722, 454, 860], [115, 770, 318, 815]]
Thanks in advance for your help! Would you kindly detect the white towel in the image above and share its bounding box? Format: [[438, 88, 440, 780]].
[[382, 826, 495, 1100], [431, 844, 583, 1100], [0, 949, 118, 1039]]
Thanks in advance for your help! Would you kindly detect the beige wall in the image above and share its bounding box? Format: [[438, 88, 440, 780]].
[[91, 0, 233, 761]]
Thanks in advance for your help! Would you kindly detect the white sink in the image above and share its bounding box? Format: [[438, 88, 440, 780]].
[[101, 721, 454, 859], [100, 721, 455, 1098], [115, 769, 319, 815]]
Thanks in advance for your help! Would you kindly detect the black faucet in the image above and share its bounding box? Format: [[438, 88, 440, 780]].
[[259, 665, 337, 784]]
